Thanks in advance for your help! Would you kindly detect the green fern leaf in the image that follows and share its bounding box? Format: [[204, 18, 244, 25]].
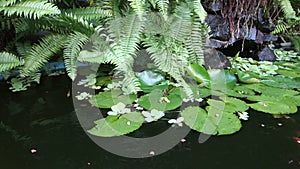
[[279, 0, 297, 19], [3, 0, 61, 19], [21, 34, 66, 76], [193, 0, 207, 23], [63, 7, 112, 20], [0, 0, 17, 7], [157, 0, 169, 18], [63, 32, 89, 80], [0, 52, 24, 72], [128, 0, 146, 17]]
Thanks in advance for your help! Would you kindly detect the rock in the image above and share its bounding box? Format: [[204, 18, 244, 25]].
[[205, 14, 230, 41], [256, 8, 276, 32], [202, 0, 223, 13], [204, 48, 231, 69], [257, 47, 276, 61]]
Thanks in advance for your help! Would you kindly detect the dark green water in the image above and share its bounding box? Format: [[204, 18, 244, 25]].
[[0, 76, 300, 169]]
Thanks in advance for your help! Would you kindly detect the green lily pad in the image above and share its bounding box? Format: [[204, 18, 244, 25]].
[[187, 64, 210, 85], [208, 69, 237, 89], [89, 89, 137, 108], [261, 76, 300, 89], [181, 106, 241, 135], [236, 69, 260, 83], [87, 112, 144, 137], [138, 89, 182, 111], [248, 101, 297, 115], [137, 70, 165, 86], [221, 97, 249, 113]]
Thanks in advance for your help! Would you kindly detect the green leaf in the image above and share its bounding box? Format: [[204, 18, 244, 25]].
[[261, 76, 300, 89], [208, 69, 237, 89], [181, 106, 241, 135], [87, 112, 144, 137], [249, 101, 297, 115], [180, 106, 208, 132], [138, 89, 182, 111], [0, 52, 24, 72], [236, 69, 260, 83], [137, 70, 165, 86], [221, 97, 249, 113], [216, 112, 242, 135], [89, 89, 137, 108], [187, 63, 210, 85]]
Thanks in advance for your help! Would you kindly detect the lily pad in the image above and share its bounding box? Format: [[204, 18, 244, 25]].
[[89, 89, 137, 108], [137, 70, 165, 86], [181, 106, 241, 135], [248, 101, 297, 115], [187, 64, 210, 85], [261, 76, 300, 89], [208, 69, 237, 89], [221, 97, 249, 113], [87, 112, 144, 137], [138, 89, 182, 111]]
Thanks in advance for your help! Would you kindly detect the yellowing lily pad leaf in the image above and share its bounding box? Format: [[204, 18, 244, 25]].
[[87, 112, 144, 137], [89, 89, 137, 108]]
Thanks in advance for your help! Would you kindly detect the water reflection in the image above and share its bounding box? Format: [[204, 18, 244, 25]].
[[0, 76, 299, 169]]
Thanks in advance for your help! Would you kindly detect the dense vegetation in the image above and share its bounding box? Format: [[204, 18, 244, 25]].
[[0, 0, 300, 137]]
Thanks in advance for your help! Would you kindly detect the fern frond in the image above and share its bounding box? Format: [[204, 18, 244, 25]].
[[16, 41, 32, 57], [63, 7, 112, 20], [15, 14, 95, 36], [107, 14, 145, 93], [143, 35, 193, 97], [128, 0, 146, 17], [272, 20, 289, 34], [63, 32, 89, 80], [278, 0, 297, 19], [3, 0, 61, 19], [193, 0, 207, 23], [21, 34, 66, 76], [0, 52, 24, 72], [185, 18, 209, 65], [0, 0, 17, 7], [165, 2, 192, 41], [157, 0, 169, 18]]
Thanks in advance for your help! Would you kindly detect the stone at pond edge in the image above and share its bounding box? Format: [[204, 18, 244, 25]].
[[204, 48, 231, 69], [257, 47, 276, 61]]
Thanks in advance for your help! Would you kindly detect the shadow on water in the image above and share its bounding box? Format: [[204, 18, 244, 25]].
[[0, 76, 299, 169]]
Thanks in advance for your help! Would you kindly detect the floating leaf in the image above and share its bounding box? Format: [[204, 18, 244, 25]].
[[181, 105, 241, 135], [87, 112, 144, 137], [261, 76, 300, 89], [221, 97, 249, 113], [249, 101, 297, 115], [208, 69, 237, 89], [89, 89, 137, 108], [187, 64, 210, 85], [236, 69, 260, 83], [137, 70, 165, 86], [138, 89, 182, 111]]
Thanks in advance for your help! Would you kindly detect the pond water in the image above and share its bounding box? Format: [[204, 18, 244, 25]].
[[0, 76, 299, 169]]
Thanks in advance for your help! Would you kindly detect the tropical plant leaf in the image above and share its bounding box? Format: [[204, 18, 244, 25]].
[[0, 52, 24, 72], [21, 34, 66, 76], [63, 32, 89, 80], [3, 0, 61, 19], [87, 112, 144, 137]]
